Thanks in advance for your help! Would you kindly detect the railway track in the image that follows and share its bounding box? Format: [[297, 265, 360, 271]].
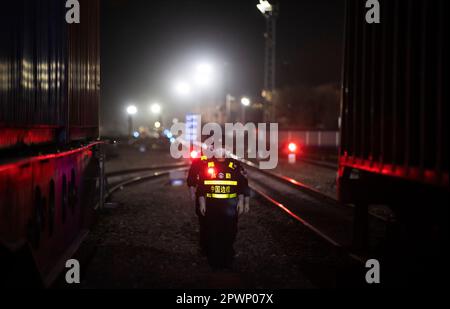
[[297, 157, 337, 170], [53, 159, 394, 288], [104, 163, 189, 199], [239, 159, 389, 263], [97, 161, 382, 270], [103, 162, 358, 256], [56, 161, 368, 288]]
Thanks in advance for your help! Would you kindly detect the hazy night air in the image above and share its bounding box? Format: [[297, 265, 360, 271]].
[[101, 0, 344, 134], [1, 0, 447, 293]]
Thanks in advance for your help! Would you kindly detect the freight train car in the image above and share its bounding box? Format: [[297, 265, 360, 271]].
[[0, 0, 100, 286], [338, 0, 448, 260]]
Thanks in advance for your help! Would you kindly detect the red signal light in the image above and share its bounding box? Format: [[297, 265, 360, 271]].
[[288, 142, 297, 153], [190, 150, 198, 159], [207, 167, 215, 176]]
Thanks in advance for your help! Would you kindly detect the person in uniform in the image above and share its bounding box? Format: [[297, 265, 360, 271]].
[[196, 148, 250, 269]]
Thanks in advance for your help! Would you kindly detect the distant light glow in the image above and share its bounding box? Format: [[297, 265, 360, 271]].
[[133, 131, 140, 138], [241, 97, 251, 106], [171, 179, 184, 186], [195, 62, 213, 75], [288, 142, 297, 153], [170, 137, 176, 143], [174, 81, 191, 96], [194, 62, 214, 87], [154, 121, 161, 129], [190, 150, 199, 159], [194, 74, 212, 87], [150, 103, 161, 114], [127, 105, 137, 115]]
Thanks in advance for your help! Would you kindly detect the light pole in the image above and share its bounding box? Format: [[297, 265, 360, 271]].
[[126, 105, 137, 138], [241, 97, 251, 123], [257, 0, 278, 122], [226, 94, 235, 123], [150, 103, 162, 128]]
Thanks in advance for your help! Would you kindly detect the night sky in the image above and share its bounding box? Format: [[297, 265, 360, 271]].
[[100, 0, 345, 134]]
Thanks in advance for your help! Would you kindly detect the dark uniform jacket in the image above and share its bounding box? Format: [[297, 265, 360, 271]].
[[196, 158, 249, 200], [187, 156, 250, 198]]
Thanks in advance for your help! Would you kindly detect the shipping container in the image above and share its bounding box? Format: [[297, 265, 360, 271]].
[[0, 0, 101, 287], [0, 0, 100, 149], [339, 0, 448, 199], [338, 0, 449, 250]]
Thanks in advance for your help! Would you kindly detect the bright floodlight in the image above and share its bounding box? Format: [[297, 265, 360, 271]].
[[257, 0, 273, 14], [174, 81, 191, 96], [150, 103, 161, 114], [196, 62, 213, 74], [127, 105, 137, 115], [194, 73, 212, 87], [194, 62, 214, 87], [241, 97, 251, 106]]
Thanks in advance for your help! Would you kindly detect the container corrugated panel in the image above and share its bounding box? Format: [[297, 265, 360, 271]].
[[0, 0, 99, 149], [0, 0, 68, 148], [340, 0, 448, 187], [68, 0, 100, 141]]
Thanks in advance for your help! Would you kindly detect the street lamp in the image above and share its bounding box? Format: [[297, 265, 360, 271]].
[[241, 97, 251, 123], [126, 104, 137, 138], [150, 103, 161, 115], [126, 105, 137, 115], [150, 103, 162, 129], [257, 0, 273, 14], [241, 97, 251, 106]]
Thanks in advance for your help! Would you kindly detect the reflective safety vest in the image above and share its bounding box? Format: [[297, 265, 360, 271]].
[[201, 159, 241, 199]]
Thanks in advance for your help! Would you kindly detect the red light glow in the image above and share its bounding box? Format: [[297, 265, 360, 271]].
[[288, 142, 297, 153], [207, 167, 215, 176], [190, 150, 198, 159]]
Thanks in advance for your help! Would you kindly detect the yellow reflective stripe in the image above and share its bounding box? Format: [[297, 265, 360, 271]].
[[204, 180, 238, 185], [200, 156, 207, 161], [208, 162, 215, 167], [229, 162, 234, 168], [206, 193, 237, 199]]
